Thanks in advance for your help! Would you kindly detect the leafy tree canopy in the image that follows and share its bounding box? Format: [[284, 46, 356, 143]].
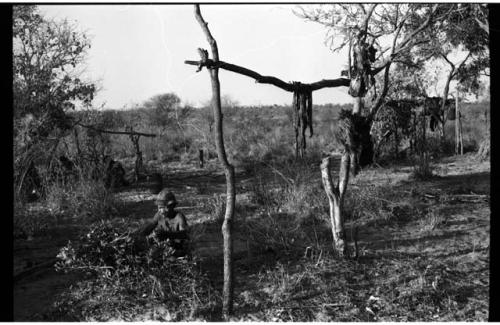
[[13, 5, 96, 136]]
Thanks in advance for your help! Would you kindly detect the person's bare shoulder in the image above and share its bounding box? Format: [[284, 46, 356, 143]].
[[175, 211, 188, 228]]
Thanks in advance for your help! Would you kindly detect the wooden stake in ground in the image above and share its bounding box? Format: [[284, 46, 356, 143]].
[[199, 149, 204, 168], [126, 126, 144, 181], [193, 5, 236, 319], [76, 122, 156, 180]]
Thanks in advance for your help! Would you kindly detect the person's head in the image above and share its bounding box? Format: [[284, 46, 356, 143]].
[[156, 189, 177, 216]]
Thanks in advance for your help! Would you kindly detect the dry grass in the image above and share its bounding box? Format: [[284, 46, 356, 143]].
[[15, 149, 489, 322], [44, 178, 119, 221], [230, 154, 489, 321]]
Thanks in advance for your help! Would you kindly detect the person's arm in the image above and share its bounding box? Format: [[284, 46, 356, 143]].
[[137, 212, 160, 237]]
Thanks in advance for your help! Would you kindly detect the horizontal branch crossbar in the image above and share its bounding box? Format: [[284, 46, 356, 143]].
[[185, 59, 350, 92], [77, 123, 157, 138]]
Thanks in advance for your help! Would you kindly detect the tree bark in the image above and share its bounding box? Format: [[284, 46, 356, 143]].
[[459, 114, 463, 155], [422, 110, 427, 154], [455, 88, 463, 155], [441, 67, 454, 141], [194, 5, 236, 319], [130, 134, 143, 181], [352, 97, 362, 115], [441, 51, 471, 142], [320, 154, 349, 257]]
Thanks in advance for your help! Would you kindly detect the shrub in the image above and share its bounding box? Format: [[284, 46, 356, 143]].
[[13, 199, 52, 239], [243, 164, 331, 254], [417, 207, 446, 233], [476, 136, 490, 161], [202, 194, 226, 223], [44, 177, 119, 221], [242, 212, 302, 253], [53, 220, 219, 321], [411, 153, 435, 180]]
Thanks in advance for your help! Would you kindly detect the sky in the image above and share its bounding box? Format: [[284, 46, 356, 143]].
[[39, 4, 353, 109]]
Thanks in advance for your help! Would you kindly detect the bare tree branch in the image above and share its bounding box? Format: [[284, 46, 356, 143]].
[[393, 4, 438, 56], [185, 59, 349, 92], [475, 16, 489, 35]]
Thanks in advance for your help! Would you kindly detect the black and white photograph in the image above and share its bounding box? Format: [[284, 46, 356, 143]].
[[13, 2, 491, 321]]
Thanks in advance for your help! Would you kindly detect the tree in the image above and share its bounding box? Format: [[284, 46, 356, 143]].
[[13, 6, 95, 129], [13, 5, 96, 198], [143, 92, 193, 154], [143, 92, 181, 128], [296, 4, 442, 256], [414, 4, 489, 140]]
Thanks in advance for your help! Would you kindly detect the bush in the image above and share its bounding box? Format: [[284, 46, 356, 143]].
[[45, 177, 119, 221], [202, 194, 226, 223], [13, 199, 52, 239], [476, 136, 490, 161], [425, 134, 455, 158], [53, 220, 219, 321], [242, 163, 332, 254], [411, 153, 435, 180]]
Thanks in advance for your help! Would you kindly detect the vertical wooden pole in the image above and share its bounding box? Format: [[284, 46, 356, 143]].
[[73, 128, 81, 158], [455, 88, 460, 155], [194, 5, 236, 319], [199, 149, 204, 168], [459, 107, 463, 155], [292, 91, 299, 159], [299, 92, 307, 158], [130, 133, 143, 181]]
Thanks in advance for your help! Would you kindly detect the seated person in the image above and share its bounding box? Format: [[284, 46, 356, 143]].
[[138, 189, 189, 258]]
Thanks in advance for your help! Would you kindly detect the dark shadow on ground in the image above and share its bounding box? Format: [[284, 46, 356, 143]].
[[397, 171, 490, 195], [14, 270, 86, 321]]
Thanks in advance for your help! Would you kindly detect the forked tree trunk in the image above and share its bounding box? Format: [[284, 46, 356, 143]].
[[320, 153, 350, 257], [440, 67, 454, 142], [194, 5, 236, 319], [440, 51, 471, 143]]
